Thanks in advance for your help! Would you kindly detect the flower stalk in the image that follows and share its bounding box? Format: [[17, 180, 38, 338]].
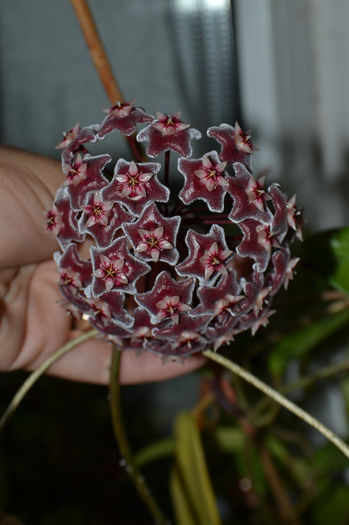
[[0, 329, 98, 432], [70, 0, 123, 104], [203, 349, 349, 460], [109, 346, 169, 525], [70, 0, 145, 162]]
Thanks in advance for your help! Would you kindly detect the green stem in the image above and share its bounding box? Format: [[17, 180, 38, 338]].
[[282, 358, 349, 395], [252, 356, 349, 422], [203, 349, 349, 461], [109, 347, 169, 525], [0, 329, 98, 432]]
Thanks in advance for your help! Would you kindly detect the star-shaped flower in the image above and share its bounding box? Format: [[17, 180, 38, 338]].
[[56, 122, 81, 150], [206, 315, 239, 351], [178, 150, 229, 212], [91, 237, 150, 296], [94, 254, 128, 291], [237, 271, 263, 313], [236, 219, 274, 272], [239, 308, 275, 336], [268, 185, 288, 241], [46, 205, 62, 235], [99, 101, 153, 138], [101, 159, 169, 216], [97, 291, 134, 328], [266, 248, 300, 293], [80, 191, 114, 227], [176, 224, 232, 282], [63, 153, 88, 186], [192, 272, 242, 318], [284, 257, 300, 289], [155, 296, 191, 325], [123, 308, 155, 352], [57, 123, 99, 166], [136, 271, 194, 325], [79, 192, 133, 248], [200, 242, 233, 280], [227, 163, 271, 224], [88, 313, 130, 343], [154, 312, 210, 337], [123, 203, 180, 264], [54, 243, 92, 312], [171, 331, 207, 354], [286, 194, 297, 231], [137, 111, 201, 157], [52, 188, 84, 248], [65, 154, 111, 210], [207, 122, 254, 168], [154, 315, 210, 355]]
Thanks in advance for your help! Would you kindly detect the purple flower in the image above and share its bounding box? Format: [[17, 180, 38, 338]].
[[99, 102, 153, 138], [101, 159, 169, 216], [137, 111, 201, 157], [176, 224, 233, 282], [208, 122, 254, 169], [178, 151, 229, 212], [79, 192, 133, 248], [123, 203, 180, 264], [50, 103, 302, 357], [57, 123, 99, 166], [65, 153, 111, 210], [136, 271, 194, 325], [91, 237, 150, 295]]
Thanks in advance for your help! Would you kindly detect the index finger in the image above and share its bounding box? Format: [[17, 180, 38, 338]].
[[0, 146, 63, 269]]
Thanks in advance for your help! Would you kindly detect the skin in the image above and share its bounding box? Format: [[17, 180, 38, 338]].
[[0, 146, 205, 384]]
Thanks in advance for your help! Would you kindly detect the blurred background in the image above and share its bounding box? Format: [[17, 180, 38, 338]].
[[0, 1, 349, 523]]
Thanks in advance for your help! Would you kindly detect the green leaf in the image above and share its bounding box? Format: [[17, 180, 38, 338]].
[[234, 440, 267, 497], [269, 307, 349, 377], [171, 412, 222, 525], [134, 437, 174, 468], [300, 227, 349, 295], [170, 467, 197, 525], [313, 486, 349, 525], [340, 374, 349, 421], [266, 436, 312, 489], [214, 426, 244, 453], [330, 227, 349, 294], [311, 442, 349, 473]]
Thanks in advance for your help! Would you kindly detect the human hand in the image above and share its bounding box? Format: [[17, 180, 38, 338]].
[[0, 146, 205, 384]]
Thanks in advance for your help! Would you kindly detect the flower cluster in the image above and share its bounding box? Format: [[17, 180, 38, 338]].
[[48, 102, 302, 358]]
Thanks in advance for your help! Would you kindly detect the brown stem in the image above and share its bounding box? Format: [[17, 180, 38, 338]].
[[260, 445, 303, 525], [126, 135, 143, 163], [70, 0, 123, 104], [70, 0, 145, 162]]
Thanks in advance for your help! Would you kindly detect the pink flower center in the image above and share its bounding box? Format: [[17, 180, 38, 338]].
[[46, 212, 56, 229], [146, 235, 159, 248], [92, 204, 104, 216], [155, 295, 191, 324], [200, 242, 232, 279], [95, 255, 128, 291], [104, 263, 118, 277], [127, 173, 140, 188]]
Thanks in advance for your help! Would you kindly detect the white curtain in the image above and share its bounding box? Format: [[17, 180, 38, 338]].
[[236, 0, 349, 230]]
